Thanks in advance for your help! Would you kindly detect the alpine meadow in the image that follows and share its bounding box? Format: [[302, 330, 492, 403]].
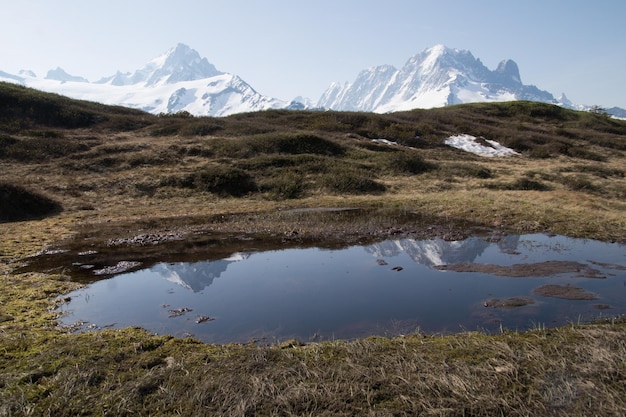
[[1, 80, 626, 416]]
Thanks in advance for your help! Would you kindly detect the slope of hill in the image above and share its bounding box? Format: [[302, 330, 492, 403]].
[[1, 81, 625, 232]]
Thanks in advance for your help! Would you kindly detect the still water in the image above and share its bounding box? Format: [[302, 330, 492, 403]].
[[56, 234, 626, 343]]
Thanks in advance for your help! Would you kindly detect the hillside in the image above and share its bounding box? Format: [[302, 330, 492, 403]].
[[1, 82, 626, 416], [1, 82, 625, 227]]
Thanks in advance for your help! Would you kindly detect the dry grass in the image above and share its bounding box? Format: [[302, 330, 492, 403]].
[[1, 316, 624, 416]]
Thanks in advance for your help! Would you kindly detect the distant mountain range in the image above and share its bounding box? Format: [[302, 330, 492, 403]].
[[1, 43, 624, 117], [0, 44, 286, 117], [320, 45, 560, 112]]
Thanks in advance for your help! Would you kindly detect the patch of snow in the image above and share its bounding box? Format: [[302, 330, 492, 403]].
[[371, 138, 420, 151], [445, 134, 520, 157], [372, 138, 399, 146]]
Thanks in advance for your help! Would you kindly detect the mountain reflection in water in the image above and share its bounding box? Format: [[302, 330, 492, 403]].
[[365, 235, 520, 267], [150, 236, 521, 293], [150, 253, 250, 293], [56, 234, 625, 344]]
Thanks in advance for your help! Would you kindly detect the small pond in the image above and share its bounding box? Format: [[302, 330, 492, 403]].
[[51, 233, 626, 343]]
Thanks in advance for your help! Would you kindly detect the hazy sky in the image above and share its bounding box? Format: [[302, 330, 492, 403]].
[[2, 0, 625, 107]]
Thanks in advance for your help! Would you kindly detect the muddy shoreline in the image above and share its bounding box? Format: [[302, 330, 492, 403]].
[[20, 207, 492, 281]]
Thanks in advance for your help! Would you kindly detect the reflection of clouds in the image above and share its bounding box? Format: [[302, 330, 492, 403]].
[[150, 252, 250, 292], [365, 235, 520, 267]]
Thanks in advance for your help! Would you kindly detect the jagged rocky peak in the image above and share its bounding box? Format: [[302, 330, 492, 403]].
[[494, 59, 521, 84], [97, 43, 224, 86], [18, 69, 37, 78], [317, 44, 556, 112], [557, 93, 573, 106], [409, 45, 481, 70], [45, 67, 88, 83], [147, 43, 223, 85]]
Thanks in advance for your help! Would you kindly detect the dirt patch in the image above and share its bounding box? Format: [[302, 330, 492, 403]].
[[435, 260, 605, 278], [483, 297, 535, 309], [533, 284, 598, 300]]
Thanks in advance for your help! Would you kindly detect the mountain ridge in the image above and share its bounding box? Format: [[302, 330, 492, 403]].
[[0, 44, 286, 117], [1, 43, 623, 117], [317, 45, 556, 113], [95, 43, 224, 87]]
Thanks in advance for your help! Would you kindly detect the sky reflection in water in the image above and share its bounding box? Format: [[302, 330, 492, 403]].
[[57, 234, 626, 343]]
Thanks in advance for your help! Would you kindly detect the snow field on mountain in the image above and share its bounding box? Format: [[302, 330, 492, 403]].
[[444, 134, 520, 157]]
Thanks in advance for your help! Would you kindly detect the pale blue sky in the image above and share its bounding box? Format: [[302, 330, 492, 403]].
[[2, 0, 625, 107]]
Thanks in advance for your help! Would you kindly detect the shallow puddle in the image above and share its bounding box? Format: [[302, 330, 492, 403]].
[[51, 233, 626, 343]]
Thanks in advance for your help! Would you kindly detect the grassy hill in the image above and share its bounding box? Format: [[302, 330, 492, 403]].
[[1, 82, 625, 226], [1, 82, 625, 416]]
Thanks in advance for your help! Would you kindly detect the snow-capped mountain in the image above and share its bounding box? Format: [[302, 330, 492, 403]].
[[317, 45, 557, 112], [95, 43, 223, 87], [321, 46, 625, 116], [1, 43, 287, 117], [2, 43, 623, 117], [45, 67, 89, 83], [149, 252, 250, 292]]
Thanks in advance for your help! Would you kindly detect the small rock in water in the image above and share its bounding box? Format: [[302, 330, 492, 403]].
[[377, 259, 388, 266], [168, 307, 193, 318], [195, 315, 215, 324], [93, 261, 142, 275]]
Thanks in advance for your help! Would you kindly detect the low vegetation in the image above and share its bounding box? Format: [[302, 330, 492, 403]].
[[0, 182, 62, 221], [1, 82, 625, 416]]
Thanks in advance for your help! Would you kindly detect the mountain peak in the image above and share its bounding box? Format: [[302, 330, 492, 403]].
[[157, 43, 202, 67], [409, 44, 452, 67], [495, 59, 521, 85], [426, 44, 448, 55], [143, 43, 223, 86], [318, 45, 555, 112], [407, 45, 480, 74], [45, 67, 88, 83], [96, 44, 224, 87]]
